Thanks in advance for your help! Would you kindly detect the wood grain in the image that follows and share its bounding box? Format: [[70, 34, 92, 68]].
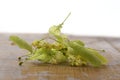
[[0, 33, 120, 80]]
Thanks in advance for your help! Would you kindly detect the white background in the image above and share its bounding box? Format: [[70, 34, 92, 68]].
[[0, 0, 120, 37]]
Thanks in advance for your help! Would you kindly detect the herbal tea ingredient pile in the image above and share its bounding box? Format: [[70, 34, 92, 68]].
[[9, 13, 107, 67]]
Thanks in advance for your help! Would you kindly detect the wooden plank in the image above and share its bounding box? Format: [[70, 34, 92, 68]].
[[0, 33, 101, 43], [104, 37, 120, 52], [0, 34, 120, 80]]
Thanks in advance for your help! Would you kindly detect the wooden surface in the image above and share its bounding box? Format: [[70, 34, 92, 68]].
[[0, 33, 120, 80]]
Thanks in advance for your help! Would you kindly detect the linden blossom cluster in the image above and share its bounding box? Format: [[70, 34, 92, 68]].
[[9, 13, 107, 67]]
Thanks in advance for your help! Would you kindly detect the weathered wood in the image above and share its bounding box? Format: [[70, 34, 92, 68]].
[[104, 37, 120, 52], [0, 34, 120, 80]]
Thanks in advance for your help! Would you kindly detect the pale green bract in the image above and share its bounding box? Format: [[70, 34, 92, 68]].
[[49, 13, 71, 44], [49, 25, 62, 36], [9, 13, 107, 67], [68, 42, 103, 67], [49, 24, 66, 42], [87, 48, 108, 65], [10, 36, 32, 53]]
